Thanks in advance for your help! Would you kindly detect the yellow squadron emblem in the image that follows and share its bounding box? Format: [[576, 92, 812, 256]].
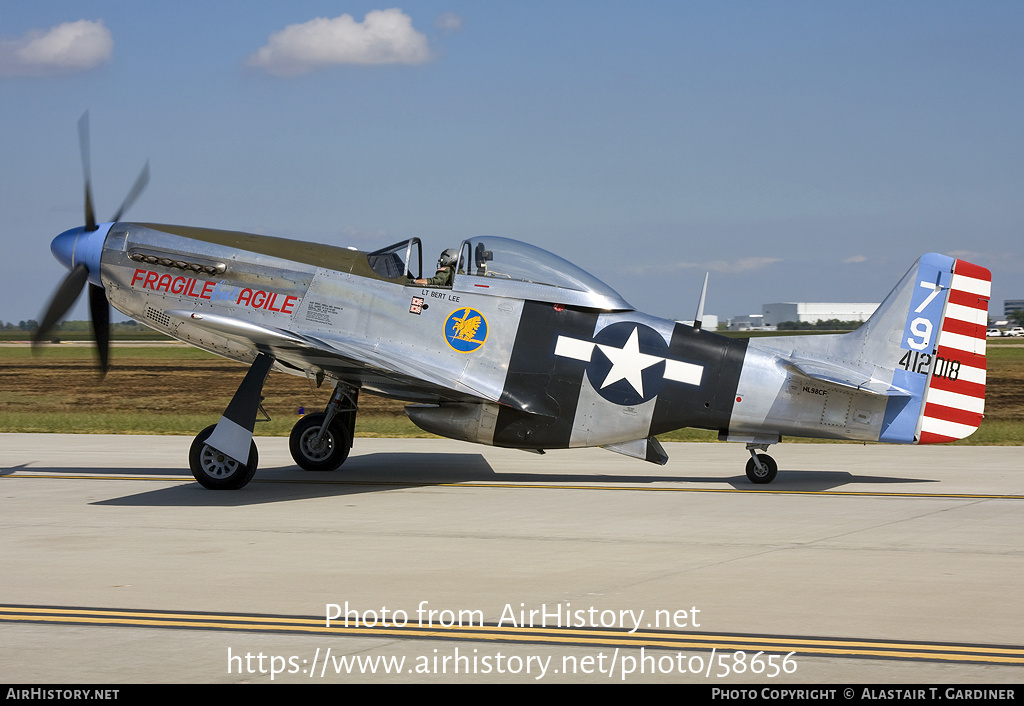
[[445, 308, 488, 353]]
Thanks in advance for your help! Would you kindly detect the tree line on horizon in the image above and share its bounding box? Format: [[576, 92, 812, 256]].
[[0, 320, 144, 333]]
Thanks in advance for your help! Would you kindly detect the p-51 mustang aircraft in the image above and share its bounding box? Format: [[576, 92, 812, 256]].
[[35, 116, 991, 489]]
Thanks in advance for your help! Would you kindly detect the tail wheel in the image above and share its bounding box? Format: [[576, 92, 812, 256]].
[[189, 424, 258, 490], [290, 412, 352, 472], [745, 453, 778, 484]]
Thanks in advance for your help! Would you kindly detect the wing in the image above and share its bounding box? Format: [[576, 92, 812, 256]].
[[164, 309, 504, 407]]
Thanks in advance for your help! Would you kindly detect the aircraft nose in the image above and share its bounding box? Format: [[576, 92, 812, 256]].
[[50, 227, 84, 270], [50, 223, 110, 285]]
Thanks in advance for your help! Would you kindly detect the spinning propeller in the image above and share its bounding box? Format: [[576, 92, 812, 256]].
[[33, 112, 149, 376]]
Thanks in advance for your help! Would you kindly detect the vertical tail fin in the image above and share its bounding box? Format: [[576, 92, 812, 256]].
[[874, 254, 990, 444], [916, 258, 991, 443], [735, 253, 989, 446]]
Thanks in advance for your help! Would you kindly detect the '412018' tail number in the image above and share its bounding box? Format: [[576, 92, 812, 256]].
[[898, 351, 961, 380]]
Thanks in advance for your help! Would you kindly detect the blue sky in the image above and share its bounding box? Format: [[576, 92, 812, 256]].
[[2, 1, 1022, 325]]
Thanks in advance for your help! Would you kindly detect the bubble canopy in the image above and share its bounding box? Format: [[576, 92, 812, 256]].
[[452, 236, 634, 311]]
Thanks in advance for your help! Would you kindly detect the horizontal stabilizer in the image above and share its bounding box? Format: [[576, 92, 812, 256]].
[[782, 358, 912, 397]]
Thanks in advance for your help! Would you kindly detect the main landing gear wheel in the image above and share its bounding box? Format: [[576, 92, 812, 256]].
[[289, 412, 352, 472], [189, 424, 259, 490], [745, 453, 778, 484]]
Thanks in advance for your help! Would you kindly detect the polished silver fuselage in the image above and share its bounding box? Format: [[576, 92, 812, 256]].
[[99, 223, 989, 455]]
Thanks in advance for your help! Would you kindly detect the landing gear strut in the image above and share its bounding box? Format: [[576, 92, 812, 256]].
[[289, 384, 357, 472], [745, 444, 778, 484], [189, 353, 272, 490]]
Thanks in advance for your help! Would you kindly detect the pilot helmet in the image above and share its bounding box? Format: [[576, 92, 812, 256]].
[[438, 248, 459, 269]]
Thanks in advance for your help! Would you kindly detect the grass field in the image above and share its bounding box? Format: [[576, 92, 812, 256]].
[[2, 341, 1021, 444]]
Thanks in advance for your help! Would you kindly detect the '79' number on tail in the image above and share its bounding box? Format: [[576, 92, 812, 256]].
[[906, 281, 943, 351]]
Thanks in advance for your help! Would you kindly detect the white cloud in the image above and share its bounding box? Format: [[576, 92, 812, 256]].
[[0, 20, 113, 77], [247, 9, 432, 76], [435, 13, 463, 32], [944, 250, 989, 262], [843, 255, 868, 264], [338, 225, 392, 247], [714, 257, 783, 273], [627, 257, 782, 276]]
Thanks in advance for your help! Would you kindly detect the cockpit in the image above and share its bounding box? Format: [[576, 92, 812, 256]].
[[367, 238, 422, 280], [367, 236, 633, 311]]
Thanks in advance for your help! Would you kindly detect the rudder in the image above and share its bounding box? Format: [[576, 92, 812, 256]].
[[916, 258, 991, 443]]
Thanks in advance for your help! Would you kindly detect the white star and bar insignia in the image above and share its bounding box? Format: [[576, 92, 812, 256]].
[[554, 327, 703, 399]]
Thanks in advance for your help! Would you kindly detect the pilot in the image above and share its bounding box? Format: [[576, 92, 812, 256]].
[[414, 248, 458, 287]]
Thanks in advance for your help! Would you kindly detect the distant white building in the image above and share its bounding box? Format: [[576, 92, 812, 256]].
[[727, 314, 775, 332], [761, 303, 879, 326]]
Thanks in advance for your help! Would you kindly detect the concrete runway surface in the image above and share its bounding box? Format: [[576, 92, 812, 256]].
[[1, 433, 1022, 684]]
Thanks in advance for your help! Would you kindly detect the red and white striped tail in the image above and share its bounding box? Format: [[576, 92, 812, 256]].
[[918, 259, 991, 444]]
